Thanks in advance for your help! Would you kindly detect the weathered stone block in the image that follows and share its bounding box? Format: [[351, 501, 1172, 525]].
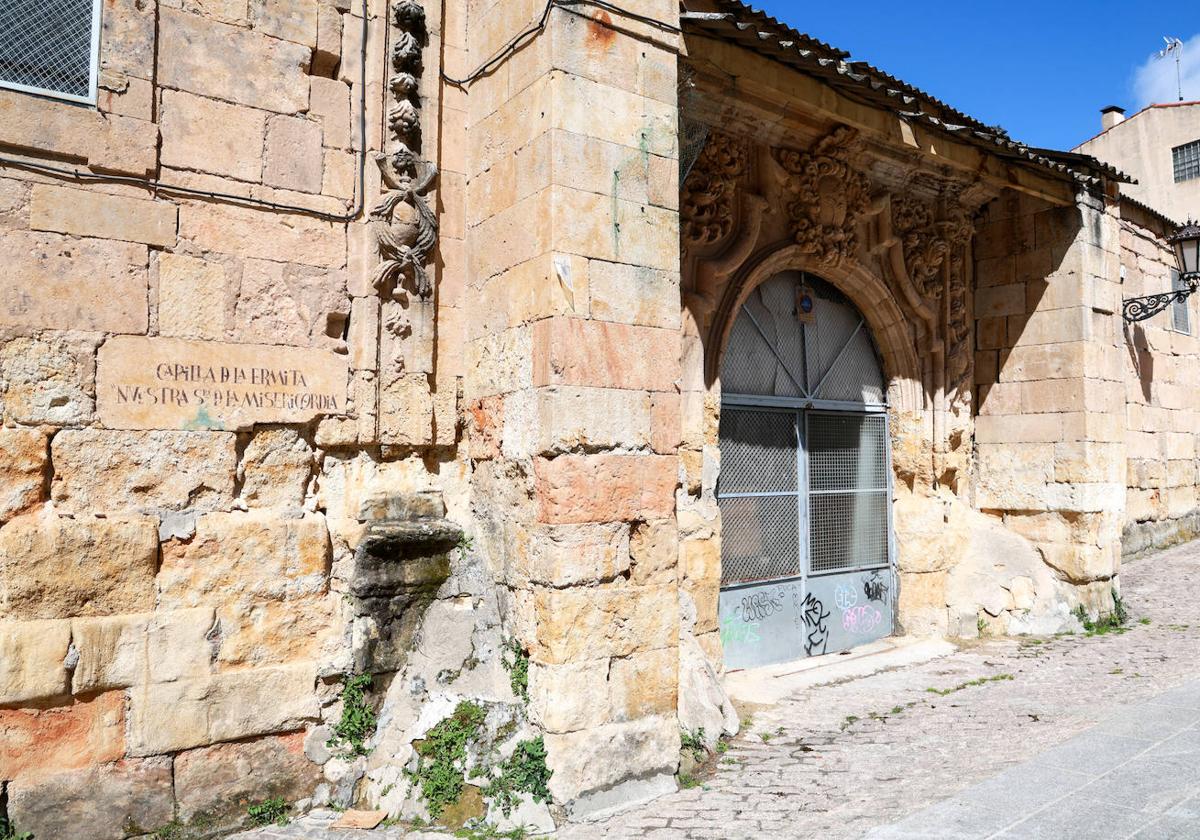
[[532, 584, 678, 664], [30, 184, 176, 247], [71, 608, 216, 693], [158, 9, 311, 113], [520, 523, 631, 587], [239, 427, 314, 508], [0, 427, 46, 524], [180, 202, 346, 266], [530, 646, 676, 733], [234, 258, 349, 345], [0, 333, 97, 426], [0, 618, 70, 703], [313, 5, 343, 76], [174, 731, 323, 827], [251, 0, 318, 44], [160, 89, 266, 181], [265, 116, 325, 193], [0, 89, 158, 175], [127, 663, 319, 754], [159, 511, 330, 608], [0, 513, 158, 620], [0, 691, 124, 780], [157, 252, 229, 340], [629, 519, 678, 585], [0, 230, 147, 332], [532, 318, 679, 392], [7, 758, 174, 840], [543, 714, 679, 803], [310, 77, 352, 149], [51, 429, 236, 513], [534, 454, 676, 523], [518, 386, 653, 456], [214, 595, 336, 667], [589, 261, 681, 330]]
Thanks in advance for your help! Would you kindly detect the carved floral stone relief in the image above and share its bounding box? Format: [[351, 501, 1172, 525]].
[[681, 131, 749, 252], [771, 126, 871, 268]]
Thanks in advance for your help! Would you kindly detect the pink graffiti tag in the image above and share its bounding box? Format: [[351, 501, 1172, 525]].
[[842, 604, 882, 634]]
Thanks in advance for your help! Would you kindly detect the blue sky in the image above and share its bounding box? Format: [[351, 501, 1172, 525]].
[[748, 1, 1200, 151]]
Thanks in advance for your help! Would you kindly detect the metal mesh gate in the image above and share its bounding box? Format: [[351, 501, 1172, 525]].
[[717, 408, 800, 586], [718, 272, 894, 667], [0, 0, 100, 103], [808, 413, 890, 573]]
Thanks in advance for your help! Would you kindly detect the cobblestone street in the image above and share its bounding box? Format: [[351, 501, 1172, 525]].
[[236, 539, 1200, 840]]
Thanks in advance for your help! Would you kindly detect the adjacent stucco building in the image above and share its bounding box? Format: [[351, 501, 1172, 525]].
[[1075, 101, 1200, 224], [0, 0, 1197, 837]]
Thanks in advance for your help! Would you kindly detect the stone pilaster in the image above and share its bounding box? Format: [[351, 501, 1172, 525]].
[[463, 0, 685, 816], [973, 188, 1126, 623]]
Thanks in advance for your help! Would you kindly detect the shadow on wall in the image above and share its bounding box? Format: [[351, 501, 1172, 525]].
[[1125, 323, 1153, 404], [972, 195, 1122, 628]]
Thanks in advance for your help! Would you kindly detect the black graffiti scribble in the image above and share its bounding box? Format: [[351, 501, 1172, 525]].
[[736, 590, 784, 622], [863, 570, 889, 603], [801, 593, 830, 656]]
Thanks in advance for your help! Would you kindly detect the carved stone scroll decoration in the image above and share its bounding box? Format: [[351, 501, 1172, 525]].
[[890, 197, 971, 303], [680, 131, 749, 253], [771, 126, 871, 268], [370, 0, 439, 299]]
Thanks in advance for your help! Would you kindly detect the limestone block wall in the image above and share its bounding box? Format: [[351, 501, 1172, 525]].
[[972, 189, 1126, 623], [0, 0, 469, 837], [1118, 201, 1200, 556], [455, 0, 690, 818]]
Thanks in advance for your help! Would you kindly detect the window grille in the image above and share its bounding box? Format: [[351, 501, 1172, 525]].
[[0, 0, 101, 104], [1172, 268, 1191, 334], [1173, 140, 1200, 184]]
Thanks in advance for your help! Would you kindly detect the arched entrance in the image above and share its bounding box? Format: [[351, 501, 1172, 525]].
[[717, 271, 896, 669]]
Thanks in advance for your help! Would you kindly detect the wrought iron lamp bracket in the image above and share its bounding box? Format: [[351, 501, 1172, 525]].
[[1122, 273, 1200, 323]]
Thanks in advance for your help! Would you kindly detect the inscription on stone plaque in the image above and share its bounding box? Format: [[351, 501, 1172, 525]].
[[98, 336, 349, 430]]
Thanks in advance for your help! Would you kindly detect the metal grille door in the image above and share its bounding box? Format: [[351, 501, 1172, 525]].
[[718, 272, 895, 669]]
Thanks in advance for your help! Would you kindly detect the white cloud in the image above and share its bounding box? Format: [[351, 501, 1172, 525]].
[[1133, 34, 1200, 107]]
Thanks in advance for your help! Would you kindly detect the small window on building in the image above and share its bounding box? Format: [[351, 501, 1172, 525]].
[[0, 0, 101, 105], [1173, 139, 1200, 184], [1172, 269, 1191, 334]]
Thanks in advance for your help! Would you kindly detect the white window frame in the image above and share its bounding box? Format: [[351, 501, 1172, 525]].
[[1171, 268, 1191, 334], [1172, 139, 1200, 184], [0, 0, 102, 105]]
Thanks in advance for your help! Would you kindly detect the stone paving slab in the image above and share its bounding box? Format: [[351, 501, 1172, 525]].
[[233, 539, 1200, 840], [863, 678, 1200, 839]]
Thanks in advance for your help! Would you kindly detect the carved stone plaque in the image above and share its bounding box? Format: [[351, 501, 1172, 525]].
[[97, 336, 349, 431]]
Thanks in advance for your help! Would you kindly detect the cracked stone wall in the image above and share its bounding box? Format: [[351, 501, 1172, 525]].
[[0, 0, 468, 837]]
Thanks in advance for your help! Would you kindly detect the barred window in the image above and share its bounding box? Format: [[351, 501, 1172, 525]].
[[1172, 269, 1191, 334], [0, 0, 101, 104], [1173, 139, 1200, 184]]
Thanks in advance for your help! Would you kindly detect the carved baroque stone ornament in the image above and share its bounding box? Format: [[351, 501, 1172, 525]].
[[772, 126, 871, 267], [680, 131, 749, 251], [371, 0, 439, 299], [891, 196, 972, 301]]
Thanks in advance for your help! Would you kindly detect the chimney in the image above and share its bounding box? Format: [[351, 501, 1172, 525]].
[[1101, 105, 1126, 131]]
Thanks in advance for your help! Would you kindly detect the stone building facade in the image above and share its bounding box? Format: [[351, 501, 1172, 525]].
[[0, 0, 1196, 837]]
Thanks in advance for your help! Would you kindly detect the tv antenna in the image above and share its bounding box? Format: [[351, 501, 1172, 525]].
[[1158, 37, 1185, 102]]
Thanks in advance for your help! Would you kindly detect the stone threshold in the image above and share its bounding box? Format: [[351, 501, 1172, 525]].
[[724, 636, 957, 706]]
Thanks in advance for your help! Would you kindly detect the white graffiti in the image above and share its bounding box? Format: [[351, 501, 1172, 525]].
[[834, 584, 858, 611]]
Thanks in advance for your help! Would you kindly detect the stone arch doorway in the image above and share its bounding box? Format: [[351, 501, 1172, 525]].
[[717, 271, 897, 670]]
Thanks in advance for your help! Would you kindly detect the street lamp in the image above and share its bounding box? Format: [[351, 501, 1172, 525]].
[[1122, 220, 1200, 322]]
